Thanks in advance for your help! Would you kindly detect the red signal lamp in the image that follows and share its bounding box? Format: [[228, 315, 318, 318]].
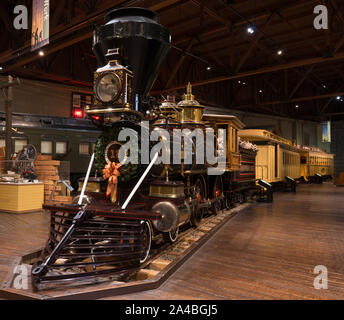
[[92, 115, 101, 121], [73, 109, 84, 118]]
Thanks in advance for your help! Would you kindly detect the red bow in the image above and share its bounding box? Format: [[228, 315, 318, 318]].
[[103, 162, 121, 200]]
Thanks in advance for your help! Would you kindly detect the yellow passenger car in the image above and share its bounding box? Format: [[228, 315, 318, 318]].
[[238, 129, 301, 183], [299, 146, 334, 179]]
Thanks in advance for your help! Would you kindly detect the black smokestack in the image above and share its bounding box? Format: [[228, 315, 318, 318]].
[[93, 7, 171, 105]]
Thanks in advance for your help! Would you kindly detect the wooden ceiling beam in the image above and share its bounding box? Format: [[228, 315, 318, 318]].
[[329, 0, 344, 25], [0, 0, 183, 72], [319, 83, 344, 114], [165, 37, 196, 88], [148, 0, 185, 12], [189, 0, 232, 29], [173, 0, 315, 46], [0, 2, 12, 34], [151, 51, 344, 94], [263, 76, 279, 94], [288, 66, 315, 99], [193, 29, 343, 61], [231, 102, 290, 118], [261, 90, 344, 106], [3, 31, 94, 72], [277, 7, 344, 86], [0, 0, 127, 64], [239, 38, 323, 93], [51, 0, 67, 28], [334, 35, 344, 54], [235, 13, 274, 73]]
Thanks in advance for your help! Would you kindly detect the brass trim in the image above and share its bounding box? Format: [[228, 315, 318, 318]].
[[78, 181, 102, 193], [94, 72, 122, 103], [149, 184, 185, 199]]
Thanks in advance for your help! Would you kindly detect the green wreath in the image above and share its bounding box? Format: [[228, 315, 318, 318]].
[[95, 125, 141, 183]]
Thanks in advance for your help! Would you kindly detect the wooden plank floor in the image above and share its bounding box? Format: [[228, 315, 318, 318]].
[[104, 183, 344, 300], [0, 183, 344, 299], [0, 210, 50, 286]]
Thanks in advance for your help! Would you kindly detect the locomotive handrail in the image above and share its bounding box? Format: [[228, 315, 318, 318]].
[[121, 152, 159, 210], [78, 153, 95, 205]]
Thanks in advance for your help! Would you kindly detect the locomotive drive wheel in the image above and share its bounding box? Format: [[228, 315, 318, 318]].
[[225, 196, 231, 210], [191, 178, 206, 227], [212, 176, 223, 215], [140, 221, 152, 264], [163, 226, 179, 243]]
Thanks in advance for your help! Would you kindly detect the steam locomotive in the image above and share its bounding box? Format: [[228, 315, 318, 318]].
[[31, 7, 260, 288]]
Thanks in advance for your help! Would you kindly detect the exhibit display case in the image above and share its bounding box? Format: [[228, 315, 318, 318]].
[[0, 181, 43, 213], [0, 158, 43, 213]]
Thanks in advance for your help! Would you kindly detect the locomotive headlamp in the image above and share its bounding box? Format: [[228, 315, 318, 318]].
[[95, 73, 121, 103]]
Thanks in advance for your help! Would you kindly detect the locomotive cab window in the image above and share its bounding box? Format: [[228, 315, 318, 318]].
[[41, 141, 53, 154], [0, 139, 5, 148]]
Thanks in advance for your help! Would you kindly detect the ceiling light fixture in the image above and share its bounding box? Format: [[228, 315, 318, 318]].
[[207, 66, 211, 71], [247, 26, 255, 34], [277, 50, 283, 55]]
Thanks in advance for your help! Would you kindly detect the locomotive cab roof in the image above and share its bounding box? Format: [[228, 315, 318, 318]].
[[202, 114, 245, 130]]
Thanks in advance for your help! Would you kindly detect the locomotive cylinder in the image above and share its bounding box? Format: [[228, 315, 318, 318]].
[[150, 181, 191, 232], [151, 201, 191, 233]]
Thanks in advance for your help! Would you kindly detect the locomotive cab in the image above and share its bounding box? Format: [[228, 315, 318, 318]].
[[202, 114, 245, 172]]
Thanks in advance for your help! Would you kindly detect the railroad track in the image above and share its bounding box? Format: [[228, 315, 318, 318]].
[[123, 201, 253, 283]]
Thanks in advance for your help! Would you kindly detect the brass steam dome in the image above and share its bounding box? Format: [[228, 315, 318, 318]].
[[154, 95, 182, 126], [177, 83, 205, 124]]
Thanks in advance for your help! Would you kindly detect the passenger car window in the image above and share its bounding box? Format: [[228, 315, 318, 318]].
[[56, 142, 67, 154], [15, 139, 28, 153], [41, 141, 53, 154], [79, 143, 90, 155]]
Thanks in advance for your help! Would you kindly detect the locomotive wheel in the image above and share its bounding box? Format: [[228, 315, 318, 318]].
[[211, 176, 223, 215], [191, 178, 206, 227], [140, 221, 152, 264], [163, 226, 179, 244]]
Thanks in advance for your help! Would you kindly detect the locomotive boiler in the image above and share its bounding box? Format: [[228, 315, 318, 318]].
[[31, 7, 258, 289]]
